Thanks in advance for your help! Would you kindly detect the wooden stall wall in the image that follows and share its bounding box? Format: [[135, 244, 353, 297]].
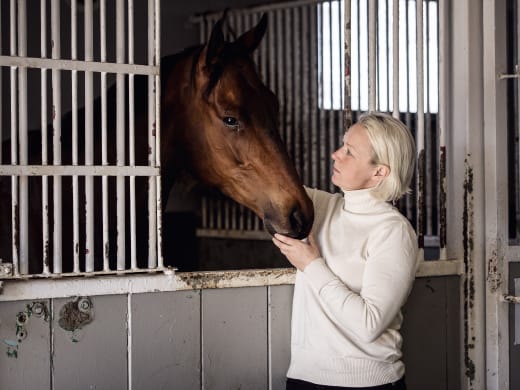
[[0, 277, 460, 390]]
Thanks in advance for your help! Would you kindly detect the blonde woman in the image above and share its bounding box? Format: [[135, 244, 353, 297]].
[[273, 112, 418, 390]]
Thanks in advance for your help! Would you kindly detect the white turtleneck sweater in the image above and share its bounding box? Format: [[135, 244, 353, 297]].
[[287, 187, 419, 387]]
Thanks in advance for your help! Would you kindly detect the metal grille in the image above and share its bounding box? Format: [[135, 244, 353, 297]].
[[0, 0, 162, 278], [194, 0, 445, 259]]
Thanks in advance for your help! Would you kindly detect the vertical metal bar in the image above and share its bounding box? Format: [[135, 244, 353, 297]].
[[327, 1, 335, 193], [368, 0, 377, 111], [302, 5, 310, 185], [71, 0, 80, 273], [100, 0, 109, 271], [154, 0, 163, 269], [424, 1, 432, 238], [128, 0, 137, 269], [17, 0, 28, 274], [344, 0, 352, 129], [310, 5, 318, 188], [416, 0, 425, 255], [51, 0, 62, 274], [41, 0, 50, 275], [10, 0, 19, 276], [293, 7, 301, 179], [116, 0, 126, 271], [147, 0, 157, 268], [84, 0, 94, 272], [318, 2, 326, 189], [0, 2, 3, 164], [392, 0, 399, 118], [438, 0, 447, 259]]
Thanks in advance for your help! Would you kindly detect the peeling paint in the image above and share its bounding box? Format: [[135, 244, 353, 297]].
[[439, 146, 447, 248], [3, 301, 49, 358], [463, 158, 475, 385], [176, 268, 295, 290], [486, 246, 501, 293], [58, 297, 94, 335]]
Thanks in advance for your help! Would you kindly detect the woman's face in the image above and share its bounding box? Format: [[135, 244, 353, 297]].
[[331, 123, 383, 191]]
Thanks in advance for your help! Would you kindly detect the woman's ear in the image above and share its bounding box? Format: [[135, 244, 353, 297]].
[[374, 164, 390, 181]]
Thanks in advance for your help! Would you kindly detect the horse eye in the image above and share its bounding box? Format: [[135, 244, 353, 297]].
[[223, 116, 239, 129]]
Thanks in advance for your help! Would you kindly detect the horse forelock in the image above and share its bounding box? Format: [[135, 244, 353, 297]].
[[201, 42, 259, 100]]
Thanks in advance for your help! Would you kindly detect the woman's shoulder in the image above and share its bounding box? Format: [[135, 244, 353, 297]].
[[304, 186, 342, 205]]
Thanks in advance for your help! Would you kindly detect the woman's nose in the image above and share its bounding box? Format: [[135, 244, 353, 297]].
[[331, 149, 340, 160]]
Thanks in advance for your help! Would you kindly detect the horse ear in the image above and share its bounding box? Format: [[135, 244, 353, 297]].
[[206, 17, 226, 67], [236, 14, 268, 53]]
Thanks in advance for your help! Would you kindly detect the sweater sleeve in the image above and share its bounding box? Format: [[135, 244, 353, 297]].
[[303, 221, 418, 343]]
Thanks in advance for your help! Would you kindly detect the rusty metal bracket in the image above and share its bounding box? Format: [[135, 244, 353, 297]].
[[0, 259, 13, 279]]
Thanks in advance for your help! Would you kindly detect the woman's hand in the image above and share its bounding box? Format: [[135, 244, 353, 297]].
[[272, 232, 321, 271]]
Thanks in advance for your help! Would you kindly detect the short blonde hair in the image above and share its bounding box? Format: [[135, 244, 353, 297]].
[[357, 112, 416, 202]]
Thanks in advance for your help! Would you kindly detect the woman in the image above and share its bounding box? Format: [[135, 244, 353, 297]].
[[272, 112, 418, 390]]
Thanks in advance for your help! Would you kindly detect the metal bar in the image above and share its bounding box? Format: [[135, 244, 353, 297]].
[[84, 0, 95, 272], [368, 0, 376, 111], [148, 0, 157, 269], [51, 0, 62, 274], [155, 0, 163, 269], [416, 0, 425, 254], [41, 0, 50, 275], [437, 0, 447, 259], [327, 1, 334, 193], [100, 0, 109, 271], [10, 0, 19, 276], [310, 5, 318, 188], [17, 0, 28, 274], [128, 0, 137, 270], [294, 7, 301, 178], [318, 3, 326, 189], [116, 0, 126, 271], [0, 165, 160, 176], [302, 5, 310, 185], [71, 0, 80, 273], [0, 56, 159, 75], [392, 0, 399, 117], [191, 0, 343, 22]]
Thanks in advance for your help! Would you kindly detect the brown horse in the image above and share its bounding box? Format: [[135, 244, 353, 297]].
[[0, 15, 314, 274]]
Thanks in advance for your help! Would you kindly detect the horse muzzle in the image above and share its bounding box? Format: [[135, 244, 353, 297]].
[[263, 204, 313, 240]]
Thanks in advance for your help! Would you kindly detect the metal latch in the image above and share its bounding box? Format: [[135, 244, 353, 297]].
[[499, 64, 520, 80], [501, 294, 520, 304]]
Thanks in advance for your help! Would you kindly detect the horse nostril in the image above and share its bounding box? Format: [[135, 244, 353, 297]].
[[289, 207, 306, 237]]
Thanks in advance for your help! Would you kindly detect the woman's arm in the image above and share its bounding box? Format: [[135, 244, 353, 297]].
[[274, 222, 418, 343]]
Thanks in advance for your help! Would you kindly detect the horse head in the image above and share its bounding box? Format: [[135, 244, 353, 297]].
[[161, 14, 314, 239]]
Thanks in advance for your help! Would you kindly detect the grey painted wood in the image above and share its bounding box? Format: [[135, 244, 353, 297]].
[[202, 287, 268, 390], [402, 276, 460, 390], [269, 284, 293, 390], [52, 295, 127, 390], [131, 290, 201, 390], [0, 299, 51, 390]]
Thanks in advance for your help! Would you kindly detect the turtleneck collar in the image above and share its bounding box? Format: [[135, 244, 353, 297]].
[[341, 188, 390, 214]]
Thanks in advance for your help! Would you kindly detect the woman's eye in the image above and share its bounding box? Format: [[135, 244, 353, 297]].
[[223, 116, 239, 129]]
